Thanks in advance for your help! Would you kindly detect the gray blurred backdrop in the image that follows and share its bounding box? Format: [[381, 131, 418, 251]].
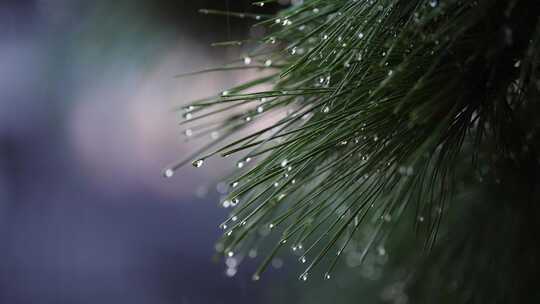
[[0, 1, 302, 303]]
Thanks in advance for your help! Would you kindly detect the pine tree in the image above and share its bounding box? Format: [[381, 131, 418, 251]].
[[166, 1, 540, 302]]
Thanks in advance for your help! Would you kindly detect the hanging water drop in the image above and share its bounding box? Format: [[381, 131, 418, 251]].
[[193, 159, 204, 168], [184, 129, 193, 137], [163, 168, 175, 178], [226, 268, 237, 277], [243, 56, 252, 65], [429, 0, 438, 7], [264, 59, 272, 67]]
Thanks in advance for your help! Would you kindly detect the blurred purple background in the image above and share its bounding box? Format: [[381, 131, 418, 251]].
[[0, 1, 297, 303]]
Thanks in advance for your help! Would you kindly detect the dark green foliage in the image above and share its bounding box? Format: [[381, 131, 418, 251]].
[[169, 0, 540, 302]]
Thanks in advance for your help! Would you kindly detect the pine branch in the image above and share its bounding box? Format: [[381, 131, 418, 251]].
[[167, 0, 540, 301]]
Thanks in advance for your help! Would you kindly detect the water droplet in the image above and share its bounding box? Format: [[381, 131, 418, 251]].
[[300, 273, 308, 281], [272, 258, 284, 269], [322, 106, 330, 113], [269, 223, 275, 229], [184, 129, 193, 137], [184, 113, 193, 120], [268, 37, 276, 44], [300, 256, 306, 263], [231, 181, 239, 188], [248, 249, 258, 258], [163, 168, 175, 178], [226, 267, 237, 277], [257, 106, 264, 113], [264, 59, 272, 67], [324, 273, 331, 280], [281, 159, 288, 167], [252, 274, 260, 281], [429, 0, 438, 7], [312, 8, 319, 13], [237, 161, 245, 169], [256, 2, 264, 7], [193, 159, 204, 168], [291, 47, 298, 55], [358, 32, 364, 39], [377, 246, 386, 256], [227, 251, 234, 257], [274, 182, 279, 187], [221, 91, 229, 96], [243, 56, 252, 65]]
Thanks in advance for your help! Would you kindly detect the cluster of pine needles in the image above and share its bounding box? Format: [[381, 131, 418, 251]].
[[165, 0, 540, 284]]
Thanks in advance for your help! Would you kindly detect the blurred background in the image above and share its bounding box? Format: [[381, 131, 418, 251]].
[[0, 1, 304, 303], [0, 1, 401, 303]]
